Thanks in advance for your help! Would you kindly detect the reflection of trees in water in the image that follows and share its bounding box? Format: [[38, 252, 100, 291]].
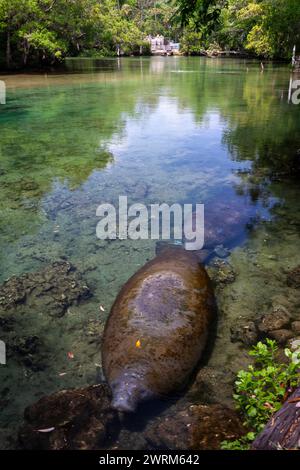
[[0, 69, 162, 240], [1, 58, 300, 240], [170, 62, 300, 201]]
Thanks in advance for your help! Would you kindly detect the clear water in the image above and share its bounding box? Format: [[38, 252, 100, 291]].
[[0, 57, 300, 449]]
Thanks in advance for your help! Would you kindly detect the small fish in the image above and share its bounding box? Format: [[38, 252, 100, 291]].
[[58, 372, 67, 377], [99, 305, 105, 312]]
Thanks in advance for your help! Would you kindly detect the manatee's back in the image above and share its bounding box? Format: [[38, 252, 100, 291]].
[[102, 248, 215, 412]]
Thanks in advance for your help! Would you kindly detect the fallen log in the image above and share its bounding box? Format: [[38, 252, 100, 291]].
[[252, 387, 300, 450]]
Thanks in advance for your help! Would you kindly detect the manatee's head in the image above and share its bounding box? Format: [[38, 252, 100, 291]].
[[110, 371, 153, 413]]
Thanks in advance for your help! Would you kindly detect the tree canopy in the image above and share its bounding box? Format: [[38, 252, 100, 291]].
[[176, 0, 300, 58], [0, 0, 299, 68]]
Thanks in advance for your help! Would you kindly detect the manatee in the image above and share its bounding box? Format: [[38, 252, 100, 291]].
[[180, 198, 257, 262], [102, 246, 215, 413], [199, 200, 253, 249]]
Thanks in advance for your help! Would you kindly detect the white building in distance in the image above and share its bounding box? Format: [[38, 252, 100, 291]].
[[146, 35, 180, 55]]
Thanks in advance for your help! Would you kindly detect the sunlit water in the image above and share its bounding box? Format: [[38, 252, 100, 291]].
[[0, 57, 300, 449]]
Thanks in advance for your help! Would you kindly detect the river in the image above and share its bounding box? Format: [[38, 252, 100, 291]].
[[0, 57, 300, 449]]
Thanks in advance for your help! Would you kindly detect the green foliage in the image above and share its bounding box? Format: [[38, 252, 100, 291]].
[[177, 0, 300, 59], [175, 0, 222, 31], [180, 24, 204, 55], [222, 339, 300, 450], [1, 0, 300, 66], [221, 432, 255, 450], [0, 0, 177, 68]]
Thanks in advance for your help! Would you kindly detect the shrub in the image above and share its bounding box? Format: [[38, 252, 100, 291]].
[[222, 339, 300, 450]]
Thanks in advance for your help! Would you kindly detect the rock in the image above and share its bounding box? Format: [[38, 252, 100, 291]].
[[187, 367, 235, 407], [257, 306, 291, 334], [12, 335, 40, 356], [287, 338, 300, 352], [0, 315, 15, 331], [268, 329, 294, 345], [19, 384, 119, 450], [287, 266, 300, 288], [145, 404, 245, 450], [207, 260, 236, 286], [230, 320, 259, 346], [9, 335, 46, 371], [214, 245, 230, 259], [0, 260, 91, 316], [291, 322, 300, 334]]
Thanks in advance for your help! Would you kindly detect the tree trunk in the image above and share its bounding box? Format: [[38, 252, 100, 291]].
[[252, 387, 300, 450], [23, 39, 29, 66], [6, 30, 11, 69]]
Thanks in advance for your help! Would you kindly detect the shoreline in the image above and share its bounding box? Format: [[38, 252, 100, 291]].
[[0, 54, 291, 75]]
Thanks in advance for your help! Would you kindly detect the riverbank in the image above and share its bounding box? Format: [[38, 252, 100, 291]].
[[0, 52, 291, 75]]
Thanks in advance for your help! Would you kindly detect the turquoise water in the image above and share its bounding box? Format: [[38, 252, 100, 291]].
[[0, 57, 300, 449]]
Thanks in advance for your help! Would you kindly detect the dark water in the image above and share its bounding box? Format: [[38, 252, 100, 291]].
[[0, 57, 300, 449]]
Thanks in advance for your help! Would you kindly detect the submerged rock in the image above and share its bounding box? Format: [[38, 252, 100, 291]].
[[0, 315, 15, 331], [0, 260, 91, 316], [291, 322, 300, 334], [9, 335, 46, 371], [257, 306, 291, 334], [145, 404, 245, 450], [187, 366, 235, 407], [230, 320, 259, 346], [19, 384, 119, 450], [207, 260, 236, 286], [214, 245, 231, 259], [268, 329, 294, 345], [287, 266, 300, 288]]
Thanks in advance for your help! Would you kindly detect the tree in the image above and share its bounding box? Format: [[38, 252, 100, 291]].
[[175, 0, 224, 35], [0, 0, 39, 67]]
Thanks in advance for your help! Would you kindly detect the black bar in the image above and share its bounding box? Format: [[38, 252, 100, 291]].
[[0, 450, 298, 468]]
